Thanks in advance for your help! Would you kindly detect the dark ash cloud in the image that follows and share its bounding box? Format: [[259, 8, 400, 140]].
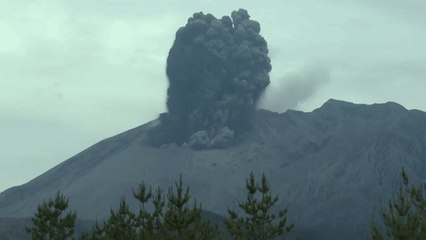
[[149, 9, 271, 148]]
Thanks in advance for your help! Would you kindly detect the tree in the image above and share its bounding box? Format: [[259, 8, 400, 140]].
[[371, 169, 426, 240], [84, 176, 222, 240], [102, 197, 138, 240], [161, 175, 221, 239], [26, 191, 77, 240], [225, 172, 293, 240], [132, 182, 166, 239]]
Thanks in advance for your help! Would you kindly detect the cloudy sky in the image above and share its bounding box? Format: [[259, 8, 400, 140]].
[[1, 0, 425, 192]]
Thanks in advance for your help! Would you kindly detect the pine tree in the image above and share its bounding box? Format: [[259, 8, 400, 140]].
[[225, 172, 293, 240], [84, 176, 222, 240], [27, 191, 77, 240], [103, 197, 138, 240], [162, 175, 222, 240], [371, 169, 426, 239], [132, 182, 166, 239]]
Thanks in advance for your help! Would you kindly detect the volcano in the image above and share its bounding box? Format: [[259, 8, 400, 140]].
[[1, 99, 426, 240]]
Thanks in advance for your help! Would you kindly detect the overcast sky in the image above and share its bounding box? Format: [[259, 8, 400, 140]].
[[1, 0, 425, 192]]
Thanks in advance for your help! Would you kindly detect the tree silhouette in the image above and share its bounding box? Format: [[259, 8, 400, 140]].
[[27, 191, 76, 240], [371, 169, 426, 240], [226, 172, 293, 240]]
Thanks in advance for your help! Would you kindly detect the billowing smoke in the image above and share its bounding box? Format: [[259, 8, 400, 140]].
[[260, 65, 330, 112], [149, 9, 271, 148]]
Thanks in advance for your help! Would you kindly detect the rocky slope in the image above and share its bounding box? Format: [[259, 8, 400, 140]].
[[1, 99, 426, 240]]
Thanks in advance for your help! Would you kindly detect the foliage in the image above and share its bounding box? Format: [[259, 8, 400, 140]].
[[371, 169, 426, 240], [26, 191, 77, 240], [84, 175, 222, 240], [93, 197, 138, 240], [162, 175, 221, 239], [225, 172, 293, 240], [27, 173, 296, 240]]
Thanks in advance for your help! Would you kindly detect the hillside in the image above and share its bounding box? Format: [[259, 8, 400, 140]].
[[1, 99, 426, 240]]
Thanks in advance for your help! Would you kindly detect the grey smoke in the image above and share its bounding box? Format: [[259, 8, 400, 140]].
[[149, 9, 271, 148], [188, 126, 234, 149], [261, 66, 330, 112]]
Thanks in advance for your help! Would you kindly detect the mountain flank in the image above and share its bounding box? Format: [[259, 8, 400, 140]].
[[1, 99, 426, 240]]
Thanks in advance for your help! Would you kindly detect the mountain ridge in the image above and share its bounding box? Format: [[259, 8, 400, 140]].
[[1, 99, 426, 240]]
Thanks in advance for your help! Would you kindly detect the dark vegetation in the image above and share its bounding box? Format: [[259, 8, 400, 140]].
[[26, 192, 76, 239], [26, 173, 292, 240], [225, 173, 293, 240], [371, 169, 426, 239], [19, 169, 426, 240]]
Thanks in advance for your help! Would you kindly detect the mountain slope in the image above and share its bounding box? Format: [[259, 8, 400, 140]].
[[1, 99, 426, 240]]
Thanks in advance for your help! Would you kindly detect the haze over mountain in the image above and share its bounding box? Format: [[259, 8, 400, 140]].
[[1, 99, 426, 240]]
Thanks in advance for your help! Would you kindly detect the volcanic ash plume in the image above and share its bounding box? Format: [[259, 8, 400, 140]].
[[149, 9, 271, 149]]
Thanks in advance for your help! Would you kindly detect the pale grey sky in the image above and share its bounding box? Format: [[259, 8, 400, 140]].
[[1, 0, 425, 192]]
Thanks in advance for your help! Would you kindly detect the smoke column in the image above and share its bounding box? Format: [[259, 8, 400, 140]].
[[149, 9, 271, 149]]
